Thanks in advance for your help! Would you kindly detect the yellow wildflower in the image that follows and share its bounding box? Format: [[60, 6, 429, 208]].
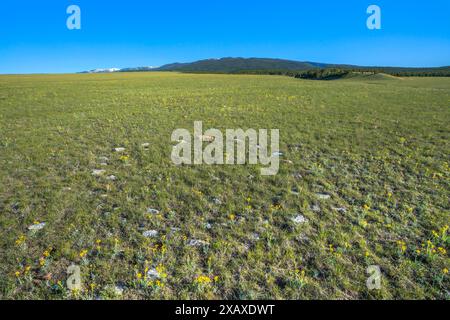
[[15, 235, 26, 246], [443, 268, 449, 275], [79, 249, 88, 258], [195, 275, 212, 284]]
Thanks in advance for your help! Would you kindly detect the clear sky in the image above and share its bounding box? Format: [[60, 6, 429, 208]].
[[0, 0, 449, 73]]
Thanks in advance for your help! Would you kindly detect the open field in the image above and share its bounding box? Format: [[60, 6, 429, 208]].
[[0, 72, 449, 299]]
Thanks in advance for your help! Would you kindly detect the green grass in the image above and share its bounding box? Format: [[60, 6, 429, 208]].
[[0, 72, 449, 299]]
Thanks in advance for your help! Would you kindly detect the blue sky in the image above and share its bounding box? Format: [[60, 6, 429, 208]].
[[0, 0, 449, 73]]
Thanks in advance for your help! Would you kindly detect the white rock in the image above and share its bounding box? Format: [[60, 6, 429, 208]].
[[114, 285, 124, 296], [332, 207, 347, 213], [142, 230, 158, 238], [28, 222, 46, 231], [114, 147, 125, 152], [292, 215, 307, 224], [187, 239, 209, 247], [146, 208, 160, 214], [106, 175, 117, 181], [316, 193, 331, 200], [311, 204, 321, 212], [92, 169, 106, 176], [272, 152, 283, 157], [141, 143, 150, 148], [251, 233, 260, 241], [146, 268, 160, 279], [105, 285, 124, 296]]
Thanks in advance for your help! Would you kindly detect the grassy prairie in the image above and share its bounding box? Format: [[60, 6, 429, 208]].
[[0, 72, 449, 299]]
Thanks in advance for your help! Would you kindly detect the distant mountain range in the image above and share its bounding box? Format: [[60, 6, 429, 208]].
[[80, 57, 450, 76]]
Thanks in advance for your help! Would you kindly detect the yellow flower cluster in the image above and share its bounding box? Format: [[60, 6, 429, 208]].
[[149, 243, 167, 255], [15, 265, 31, 278], [195, 275, 212, 284], [79, 249, 88, 258], [397, 240, 407, 253], [156, 264, 168, 278], [15, 235, 26, 246], [270, 204, 282, 211], [192, 188, 203, 196]]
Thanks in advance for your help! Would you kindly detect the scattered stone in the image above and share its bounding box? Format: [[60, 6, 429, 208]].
[[272, 151, 283, 157], [170, 227, 181, 233], [212, 198, 222, 205], [92, 169, 106, 176], [146, 268, 160, 279], [250, 233, 260, 241], [106, 175, 117, 181], [100, 162, 108, 166], [205, 223, 212, 229], [142, 230, 158, 238], [104, 284, 125, 296], [28, 222, 46, 231], [187, 239, 209, 247], [146, 208, 160, 215], [316, 193, 331, 200], [99, 156, 109, 162], [291, 188, 300, 195], [292, 173, 303, 180], [310, 204, 321, 212], [332, 207, 347, 213], [114, 147, 125, 152], [141, 143, 150, 148], [113, 285, 125, 296], [292, 214, 307, 224]]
